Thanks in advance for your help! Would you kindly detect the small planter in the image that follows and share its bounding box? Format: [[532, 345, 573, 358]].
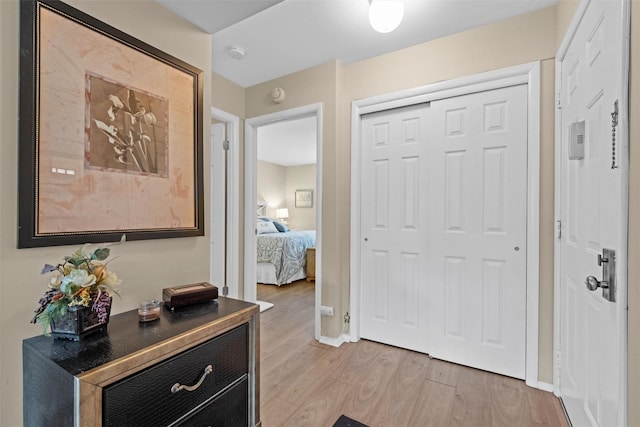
[[50, 297, 112, 341]]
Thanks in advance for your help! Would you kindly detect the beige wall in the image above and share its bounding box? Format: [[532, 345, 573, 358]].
[[0, 1, 212, 425], [556, 0, 580, 50], [256, 161, 317, 230], [213, 72, 245, 119], [257, 160, 287, 218], [538, 58, 557, 386], [286, 164, 317, 230], [344, 8, 555, 99]]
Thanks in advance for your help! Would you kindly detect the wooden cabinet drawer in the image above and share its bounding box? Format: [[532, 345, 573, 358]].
[[177, 377, 249, 427], [103, 324, 248, 426]]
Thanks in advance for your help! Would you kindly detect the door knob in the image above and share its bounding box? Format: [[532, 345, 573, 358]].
[[585, 276, 602, 291]]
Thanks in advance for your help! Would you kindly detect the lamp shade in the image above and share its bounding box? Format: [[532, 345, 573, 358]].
[[369, 0, 404, 33], [276, 208, 289, 219]]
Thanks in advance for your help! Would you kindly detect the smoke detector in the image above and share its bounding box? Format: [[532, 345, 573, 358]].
[[226, 45, 246, 60]]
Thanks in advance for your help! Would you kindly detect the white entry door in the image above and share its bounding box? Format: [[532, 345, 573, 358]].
[[360, 84, 528, 378], [557, 0, 627, 425]]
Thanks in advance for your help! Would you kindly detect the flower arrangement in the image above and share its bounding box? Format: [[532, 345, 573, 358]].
[[31, 243, 122, 335]]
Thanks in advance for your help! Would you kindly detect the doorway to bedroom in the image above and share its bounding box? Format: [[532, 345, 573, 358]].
[[245, 103, 323, 341]]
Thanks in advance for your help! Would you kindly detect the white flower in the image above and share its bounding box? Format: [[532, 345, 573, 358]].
[[101, 271, 121, 289], [61, 269, 96, 288], [49, 275, 62, 288]]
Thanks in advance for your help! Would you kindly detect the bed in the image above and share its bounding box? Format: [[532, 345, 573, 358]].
[[257, 229, 316, 285], [256, 201, 316, 285]]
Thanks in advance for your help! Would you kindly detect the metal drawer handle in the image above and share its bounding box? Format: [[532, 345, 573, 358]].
[[171, 364, 213, 394]]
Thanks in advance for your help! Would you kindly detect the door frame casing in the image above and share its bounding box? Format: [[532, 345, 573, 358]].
[[211, 107, 240, 298], [350, 61, 542, 388], [244, 103, 323, 341], [553, 0, 630, 423]]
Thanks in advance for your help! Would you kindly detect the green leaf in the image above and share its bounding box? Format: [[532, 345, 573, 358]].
[[36, 311, 53, 336], [59, 303, 68, 317], [93, 248, 110, 261], [60, 282, 72, 294], [65, 256, 83, 267]]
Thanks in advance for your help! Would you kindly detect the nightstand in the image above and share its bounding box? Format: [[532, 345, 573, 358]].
[[306, 247, 316, 282]]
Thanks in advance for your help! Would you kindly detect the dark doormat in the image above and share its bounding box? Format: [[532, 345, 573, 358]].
[[333, 415, 369, 427]]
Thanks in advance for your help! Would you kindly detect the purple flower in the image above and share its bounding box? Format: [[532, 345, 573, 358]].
[[41, 264, 57, 274]]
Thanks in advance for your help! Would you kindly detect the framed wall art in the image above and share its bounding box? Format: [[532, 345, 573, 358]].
[[18, 0, 204, 248], [295, 190, 313, 208]]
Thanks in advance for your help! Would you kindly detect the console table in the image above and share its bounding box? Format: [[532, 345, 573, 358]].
[[23, 297, 260, 426]]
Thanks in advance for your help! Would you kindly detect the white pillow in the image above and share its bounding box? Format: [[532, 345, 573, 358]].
[[257, 221, 279, 234]]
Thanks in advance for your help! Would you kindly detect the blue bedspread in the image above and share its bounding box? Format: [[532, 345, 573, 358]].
[[257, 230, 316, 285]]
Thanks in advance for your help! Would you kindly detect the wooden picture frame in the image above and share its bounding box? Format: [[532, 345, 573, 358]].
[[295, 190, 313, 208], [18, 0, 204, 248]]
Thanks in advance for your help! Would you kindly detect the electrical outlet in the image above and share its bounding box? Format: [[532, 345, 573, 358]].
[[320, 306, 334, 317]]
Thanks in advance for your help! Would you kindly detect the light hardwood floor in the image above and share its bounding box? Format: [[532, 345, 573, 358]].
[[258, 280, 569, 427]]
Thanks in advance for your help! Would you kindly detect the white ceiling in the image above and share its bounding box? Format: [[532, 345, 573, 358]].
[[157, 0, 556, 165], [257, 116, 317, 166], [156, 0, 285, 35], [157, 0, 557, 88]]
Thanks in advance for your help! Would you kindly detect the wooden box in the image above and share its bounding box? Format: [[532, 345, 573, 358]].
[[163, 282, 218, 310]]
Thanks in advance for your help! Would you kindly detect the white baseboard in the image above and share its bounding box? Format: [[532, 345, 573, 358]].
[[319, 333, 350, 348], [536, 381, 554, 392]]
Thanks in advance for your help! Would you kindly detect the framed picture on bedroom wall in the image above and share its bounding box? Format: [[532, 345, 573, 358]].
[[295, 190, 313, 208], [18, 0, 204, 248]]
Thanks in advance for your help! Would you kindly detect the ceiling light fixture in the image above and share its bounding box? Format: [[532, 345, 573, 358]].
[[368, 0, 404, 34]]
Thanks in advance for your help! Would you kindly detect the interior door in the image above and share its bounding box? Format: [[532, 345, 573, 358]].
[[360, 103, 431, 354], [211, 122, 226, 288], [557, 0, 627, 425], [427, 85, 528, 379]]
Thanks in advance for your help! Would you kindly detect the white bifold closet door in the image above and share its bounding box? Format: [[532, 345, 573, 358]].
[[360, 84, 528, 379], [360, 103, 431, 354]]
